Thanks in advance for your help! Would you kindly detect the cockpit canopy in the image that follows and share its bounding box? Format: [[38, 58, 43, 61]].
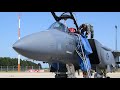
[[49, 22, 69, 33]]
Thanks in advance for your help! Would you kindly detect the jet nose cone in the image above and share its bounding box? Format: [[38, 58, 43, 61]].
[[13, 43, 18, 51], [13, 43, 17, 50], [13, 31, 56, 60], [13, 35, 29, 53], [13, 40, 23, 51], [13, 41, 23, 54]]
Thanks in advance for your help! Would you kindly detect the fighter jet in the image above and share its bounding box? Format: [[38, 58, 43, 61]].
[[13, 12, 120, 78]]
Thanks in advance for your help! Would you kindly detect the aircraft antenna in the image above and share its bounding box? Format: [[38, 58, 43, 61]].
[[18, 13, 21, 72]]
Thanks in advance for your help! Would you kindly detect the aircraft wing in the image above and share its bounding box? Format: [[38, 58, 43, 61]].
[[112, 50, 120, 57]]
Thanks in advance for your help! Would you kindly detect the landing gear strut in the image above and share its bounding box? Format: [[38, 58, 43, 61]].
[[94, 67, 110, 78], [54, 64, 76, 78], [66, 64, 76, 78]]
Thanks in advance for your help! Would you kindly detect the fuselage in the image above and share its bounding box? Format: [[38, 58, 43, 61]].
[[13, 28, 79, 64], [13, 21, 116, 71]]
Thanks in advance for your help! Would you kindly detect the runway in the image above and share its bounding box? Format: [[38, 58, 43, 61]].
[[0, 72, 120, 78]]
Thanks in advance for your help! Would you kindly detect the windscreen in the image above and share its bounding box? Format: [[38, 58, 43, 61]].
[[49, 22, 68, 32]]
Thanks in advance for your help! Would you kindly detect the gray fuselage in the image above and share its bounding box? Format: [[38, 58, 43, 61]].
[[13, 22, 116, 71], [13, 29, 79, 65]]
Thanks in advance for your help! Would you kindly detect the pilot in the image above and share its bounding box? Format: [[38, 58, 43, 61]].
[[78, 24, 94, 39], [79, 24, 87, 33]]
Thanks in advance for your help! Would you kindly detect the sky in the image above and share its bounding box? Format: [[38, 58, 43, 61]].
[[0, 12, 120, 68]]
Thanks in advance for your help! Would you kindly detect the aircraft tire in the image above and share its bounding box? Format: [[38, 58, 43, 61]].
[[94, 73, 103, 78], [55, 74, 67, 78]]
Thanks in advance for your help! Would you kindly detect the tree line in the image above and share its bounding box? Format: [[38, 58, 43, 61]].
[[0, 57, 42, 69]]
